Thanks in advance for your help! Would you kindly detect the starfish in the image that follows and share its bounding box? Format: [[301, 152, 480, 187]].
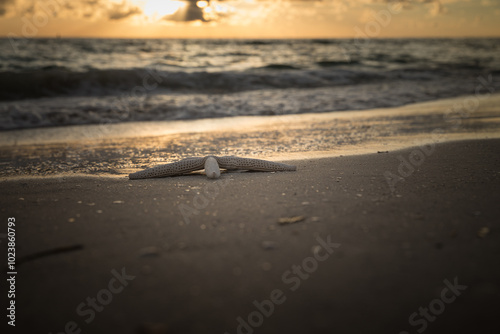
[[129, 156, 297, 180]]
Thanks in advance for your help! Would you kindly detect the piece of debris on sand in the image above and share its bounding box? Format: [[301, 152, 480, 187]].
[[278, 215, 305, 225], [477, 227, 490, 238]]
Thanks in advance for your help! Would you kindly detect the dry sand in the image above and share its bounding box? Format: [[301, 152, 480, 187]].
[[1, 138, 499, 334]]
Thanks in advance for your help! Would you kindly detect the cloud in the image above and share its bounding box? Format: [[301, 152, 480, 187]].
[[160, 0, 342, 24], [164, 1, 206, 22], [353, 0, 449, 16], [0, 0, 15, 16], [1, 0, 142, 20], [108, 1, 142, 20], [0, 0, 480, 23], [163, 0, 235, 23]]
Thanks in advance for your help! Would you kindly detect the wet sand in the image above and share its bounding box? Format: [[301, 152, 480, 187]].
[[1, 94, 500, 179], [1, 138, 499, 334]]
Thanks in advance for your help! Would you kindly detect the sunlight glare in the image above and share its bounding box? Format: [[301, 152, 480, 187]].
[[197, 1, 209, 9], [144, 0, 185, 17]]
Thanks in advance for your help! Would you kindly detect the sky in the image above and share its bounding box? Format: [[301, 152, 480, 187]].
[[0, 0, 499, 39]]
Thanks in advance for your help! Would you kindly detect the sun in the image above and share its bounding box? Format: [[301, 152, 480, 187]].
[[143, 0, 186, 18]]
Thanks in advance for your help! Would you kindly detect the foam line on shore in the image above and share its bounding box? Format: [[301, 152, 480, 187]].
[[2, 94, 499, 147]]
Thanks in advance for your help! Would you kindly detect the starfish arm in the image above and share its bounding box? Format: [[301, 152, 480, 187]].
[[129, 157, 206, 180], [215, 156, 296, 172]]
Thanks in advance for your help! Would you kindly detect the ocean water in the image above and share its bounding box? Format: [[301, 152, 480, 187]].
[[0, 38, 499, 130]]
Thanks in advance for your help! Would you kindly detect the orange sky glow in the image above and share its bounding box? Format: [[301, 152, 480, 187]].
[[1, 0, 500, 39]]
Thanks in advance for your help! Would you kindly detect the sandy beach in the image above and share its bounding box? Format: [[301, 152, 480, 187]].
[[1, 140, 499, 334], [1, 94, 500, 333], [2, 1, 500, 330]]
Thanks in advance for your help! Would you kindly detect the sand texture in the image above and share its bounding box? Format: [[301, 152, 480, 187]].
[[1, 139, 499, 334]]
